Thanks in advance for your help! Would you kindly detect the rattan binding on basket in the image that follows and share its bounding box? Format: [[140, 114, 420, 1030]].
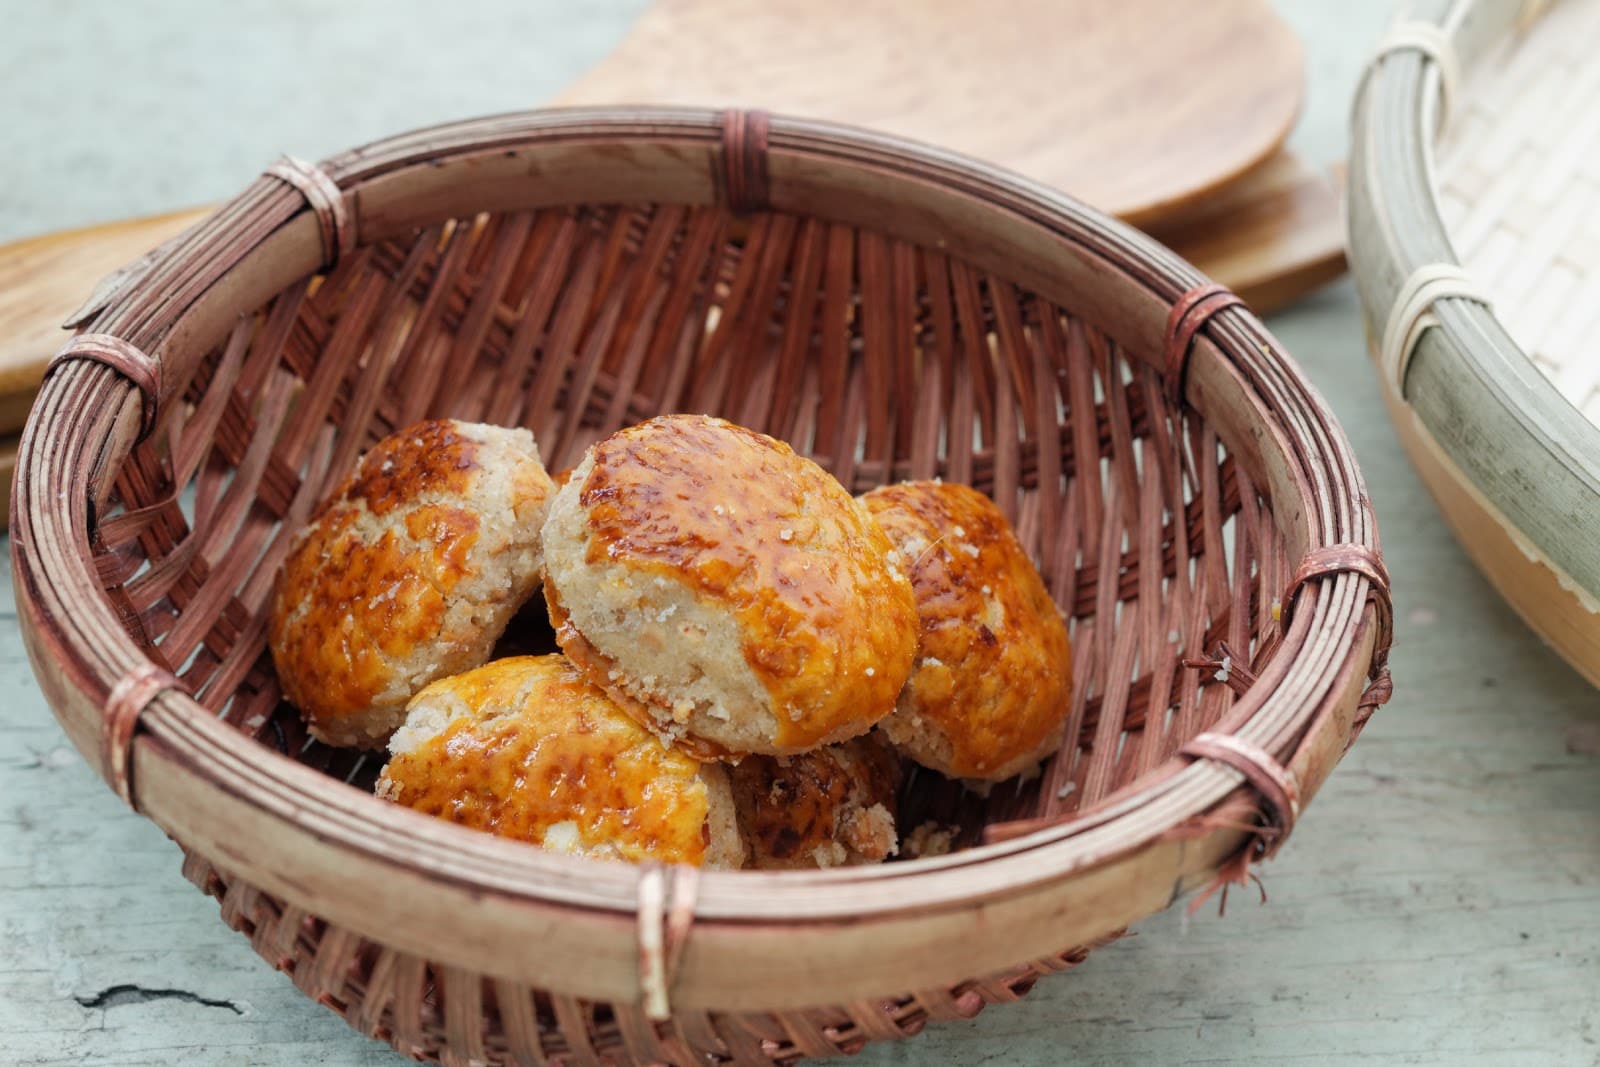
[[1283, 542, 1393, 668], [45, 333, 161, 439], [718, 109, 772, 215], [636, 864, 701, 1022], [1163, 283, 1247, 406], [1282, 538, 1394, 746], [102, 662, 181, 809], [1358, 20, 1460, 125], [1179, 732, 1299, 857], [264, 154, 354, 268], [14, 107, 1388, 1065], [1378, 263, 1489, 393]]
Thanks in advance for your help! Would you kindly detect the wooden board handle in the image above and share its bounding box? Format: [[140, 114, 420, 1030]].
[[0, 208, 210, 435]]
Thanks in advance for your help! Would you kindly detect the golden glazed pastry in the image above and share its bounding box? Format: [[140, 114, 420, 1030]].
[[270, 419, 554, 748], [730, 733, 903, 869], [860, 481, 1072, 782], [377, 656, 743, 868], [542, 414, 919, 759]]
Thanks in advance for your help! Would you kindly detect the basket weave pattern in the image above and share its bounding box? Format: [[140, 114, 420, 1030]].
[[1435, 0, 1600, 421], [13, 110, 1388, 1066], [128, 198, 1276, 1060], [180, 850, 1116, 1064]]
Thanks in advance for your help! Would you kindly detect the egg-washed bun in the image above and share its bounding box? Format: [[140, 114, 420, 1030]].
[[860, 481, 1072, 782], [542, 414, 919, 759], [377, 656, 743, 869], [270, 420, 555, 749], [729, 733, 903, 869]]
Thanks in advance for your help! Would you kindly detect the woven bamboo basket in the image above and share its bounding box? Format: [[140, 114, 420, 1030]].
[[1349, 0, 1600, 683], [13, 108, 1390, 1065]]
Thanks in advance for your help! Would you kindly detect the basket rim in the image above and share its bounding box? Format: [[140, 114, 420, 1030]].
[[13, 105, 1385, 1008], [1348, 1, 1600, 617]]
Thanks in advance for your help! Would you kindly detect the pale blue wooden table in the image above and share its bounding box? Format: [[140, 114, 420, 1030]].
[[4, 2, 1598, 1064]]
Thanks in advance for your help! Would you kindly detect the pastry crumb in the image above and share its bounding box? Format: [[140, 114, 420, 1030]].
[[902, 820, 958, 860]]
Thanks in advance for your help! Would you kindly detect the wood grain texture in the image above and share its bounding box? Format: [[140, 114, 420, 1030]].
[[1143, 154, 1346, 317], [552, 0, 1305, 228], [0, 435, 14, 529], [0, 208, 208, 436]]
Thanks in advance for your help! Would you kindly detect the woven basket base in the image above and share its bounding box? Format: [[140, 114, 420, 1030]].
[[181, 850, 1118, 1066]]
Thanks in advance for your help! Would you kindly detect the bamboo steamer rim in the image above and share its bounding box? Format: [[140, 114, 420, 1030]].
[[1348, 0, 1600, 674], [13, 107, 1385, 1009]]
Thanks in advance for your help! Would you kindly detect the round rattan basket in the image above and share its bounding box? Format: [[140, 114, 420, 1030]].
[[1349, 0, 1600, 684], [14, 108, 1390, 1065]]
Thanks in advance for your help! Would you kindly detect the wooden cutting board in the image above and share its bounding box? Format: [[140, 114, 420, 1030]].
[[1143, 152, 1345, 315], [0, 207, 208, 437], [553, 0, 1306, 228], [0, 434, 15, 529]]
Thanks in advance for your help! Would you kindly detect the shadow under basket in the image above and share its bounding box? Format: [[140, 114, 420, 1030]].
[[12, 109, 1391, 1066]]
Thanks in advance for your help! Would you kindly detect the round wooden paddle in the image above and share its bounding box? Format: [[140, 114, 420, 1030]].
[[553, 0, 1306, 227]]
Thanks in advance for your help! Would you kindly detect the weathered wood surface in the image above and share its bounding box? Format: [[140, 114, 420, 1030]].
[[3, 1, 1598, 1065]]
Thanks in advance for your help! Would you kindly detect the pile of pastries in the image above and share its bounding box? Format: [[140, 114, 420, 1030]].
[[268, 414, 1073, 869]]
